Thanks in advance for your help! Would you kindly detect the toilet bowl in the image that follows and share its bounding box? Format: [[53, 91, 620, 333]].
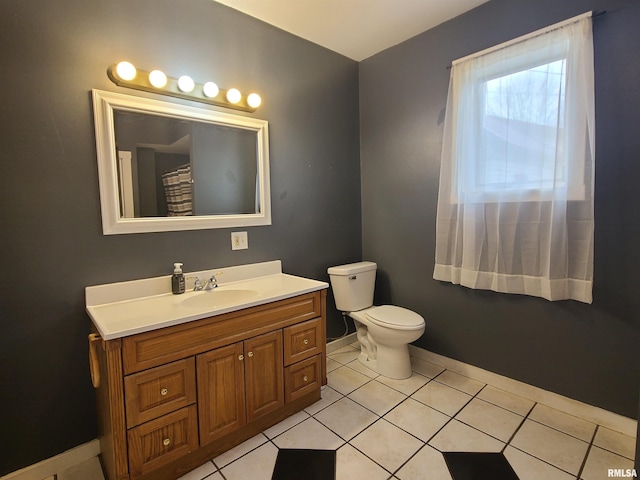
[[327, 262, 426, 379]]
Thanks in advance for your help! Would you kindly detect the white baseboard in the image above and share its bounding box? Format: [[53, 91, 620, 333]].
[[0, 440, 100, 480], [327, 336, 637, 437]]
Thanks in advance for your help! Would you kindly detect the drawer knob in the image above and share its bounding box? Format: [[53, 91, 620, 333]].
[[163, 438, 171, 447], [238, 354, 244, 361], [303, 339, 309, 345], [247, 351, 254, 358], [160, 388, 168, 396], [303, 375, 309, 382]]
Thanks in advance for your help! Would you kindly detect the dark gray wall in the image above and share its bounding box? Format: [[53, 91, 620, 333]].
[[0, 0, 360, 474], [360, 0, 640, 419]]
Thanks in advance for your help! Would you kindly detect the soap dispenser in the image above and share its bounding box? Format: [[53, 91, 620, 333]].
[[172, 262, 185, 294]]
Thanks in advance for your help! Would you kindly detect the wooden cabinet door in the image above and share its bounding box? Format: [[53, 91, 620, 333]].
[[197, 343, 246, 446], [244, 330, 284, 423]]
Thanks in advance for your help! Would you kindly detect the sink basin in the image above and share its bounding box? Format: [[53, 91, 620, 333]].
[[179, 288, 259, 310]]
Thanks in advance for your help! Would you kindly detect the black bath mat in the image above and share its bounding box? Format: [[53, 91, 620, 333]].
[[443, 452, 520, 480], [271, 448, 336, 480]]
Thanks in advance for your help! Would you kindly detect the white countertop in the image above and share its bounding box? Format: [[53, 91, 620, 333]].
[[86, 261, 328, 340]]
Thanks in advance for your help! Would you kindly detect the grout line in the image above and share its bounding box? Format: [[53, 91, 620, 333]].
[[576, 425, 599, 480]]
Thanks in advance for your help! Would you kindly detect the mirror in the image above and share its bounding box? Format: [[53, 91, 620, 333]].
[[92, 89, 270, 234]]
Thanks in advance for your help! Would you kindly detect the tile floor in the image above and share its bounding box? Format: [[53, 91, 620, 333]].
[[82, 342, 637, 480]]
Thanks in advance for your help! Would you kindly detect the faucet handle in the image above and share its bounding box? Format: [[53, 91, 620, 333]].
[[189, 276, 202, 291]]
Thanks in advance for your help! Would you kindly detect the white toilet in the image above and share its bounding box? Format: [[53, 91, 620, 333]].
[[327, 261, 425, 379]]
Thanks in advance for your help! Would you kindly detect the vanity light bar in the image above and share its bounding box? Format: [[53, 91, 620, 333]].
[[107, 62, 262, 113]]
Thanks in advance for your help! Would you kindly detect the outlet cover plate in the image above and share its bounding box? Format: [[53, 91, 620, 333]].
[[231, 231, 248, 250]]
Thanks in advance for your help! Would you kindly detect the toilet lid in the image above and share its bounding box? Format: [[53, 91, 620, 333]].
[[366, 305, 424, 328]]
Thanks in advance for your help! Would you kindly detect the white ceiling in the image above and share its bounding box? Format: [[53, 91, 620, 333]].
[[213, 0, 489, 61]]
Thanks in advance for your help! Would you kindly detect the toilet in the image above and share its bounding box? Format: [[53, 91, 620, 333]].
[[327, 261, 425, 379]]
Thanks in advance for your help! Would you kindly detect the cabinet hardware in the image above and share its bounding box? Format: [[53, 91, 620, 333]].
[[303, 375, 308, 382], [247, 351, 254, 357], [303, 339, 309, 345], [238, 354, 244, 361], [163, 438, 171, 446], [161, 388, 168, 396]]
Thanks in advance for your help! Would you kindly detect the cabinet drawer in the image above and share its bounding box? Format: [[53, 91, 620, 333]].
[[283, 317, 322, 366], [123, 292, 322, 373], [284, 355, 321, 403], [124, 358, 196, 428], [127, 405, 198, 478]]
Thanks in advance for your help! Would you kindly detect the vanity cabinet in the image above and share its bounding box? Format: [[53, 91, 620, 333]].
[[93, 290, 326, 480]]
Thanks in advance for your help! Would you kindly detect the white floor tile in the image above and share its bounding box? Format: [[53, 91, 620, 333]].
[[510, 419, 589, 475], [271, 417, 345, 450], [476, 385, 535, 416], [315, 397, 378, 441], [219, 441, 278, 480], [529, 404, 596, 442], [213, 433, 268, 468], [376, 371, 429, 396], [428, 419, 504, 453], [384, 398, 450, 442], [175, 461, 217, 480], [304, 385, 344, 415], [434, 370, 485, 395], [351, 419, 424, 473], [503, 446, 574, 480], [327, 365, 371, 395], [593, 426, 637, 460], [580, 446, 636, 480], [412, 380, 472, 416], [263, 410, 309, 438], [326, 356, 341, 373], [455, 398, 524, 442], [336, 444, 391, 480], [328, 346, 360, 365], [348, 379, 407, 415], [395, 445, 453, 480], [345, 357, 380, 378]]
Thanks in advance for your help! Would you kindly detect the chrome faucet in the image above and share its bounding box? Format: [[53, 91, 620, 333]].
[[202, 273, 219, 290], [192, 272, 221, 291]]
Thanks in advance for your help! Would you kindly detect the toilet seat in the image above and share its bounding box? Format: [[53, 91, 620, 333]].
[[365, 305, 424, 330]]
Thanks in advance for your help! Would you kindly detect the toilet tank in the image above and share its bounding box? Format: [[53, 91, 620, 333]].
[[327, 261, 377, 312]]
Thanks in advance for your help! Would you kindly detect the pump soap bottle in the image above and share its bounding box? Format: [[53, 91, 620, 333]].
[[172, 263, 185, 294]]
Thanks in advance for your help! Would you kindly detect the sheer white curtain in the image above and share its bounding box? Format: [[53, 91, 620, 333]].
[[433, 14, 595, 303]]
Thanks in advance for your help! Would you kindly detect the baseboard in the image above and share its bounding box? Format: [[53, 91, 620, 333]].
[[326, 332, 357, 354], [408, 346, 637, 438], [0, 440, 100, 480]]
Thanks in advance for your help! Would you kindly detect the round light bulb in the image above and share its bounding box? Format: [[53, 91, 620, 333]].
[[148, 70, 168, 88], [247, 93, 262, 109], [203, 81, 219, 98], [115, 61, 137, 81], [177, 75, 195, 93], [226, 88, 241, 104]]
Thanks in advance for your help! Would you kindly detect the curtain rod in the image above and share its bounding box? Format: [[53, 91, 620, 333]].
[[446, 10, 605, 70]]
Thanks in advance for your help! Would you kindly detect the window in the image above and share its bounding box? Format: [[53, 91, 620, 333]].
[[434, 13, 595, 303]]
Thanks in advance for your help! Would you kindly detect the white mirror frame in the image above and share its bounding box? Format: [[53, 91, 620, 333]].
[[92, 89, 271, 234]]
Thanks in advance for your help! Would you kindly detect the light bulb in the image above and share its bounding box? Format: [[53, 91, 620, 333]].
[[177, 75, 195, 93], [203, 81, 219, 98], [115, 61, 137, 81], [148, 70, 167, 88], [226, 88, 241, 104], [247, 93, 262, 108]]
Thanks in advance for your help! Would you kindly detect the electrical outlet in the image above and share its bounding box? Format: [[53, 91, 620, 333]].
[[231, 231, 248, 250]]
